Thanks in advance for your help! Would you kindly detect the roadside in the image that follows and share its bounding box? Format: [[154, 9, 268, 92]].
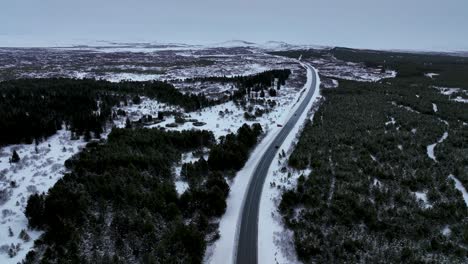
[[258, 68, 320, 264], [207, 63, 316, 264]]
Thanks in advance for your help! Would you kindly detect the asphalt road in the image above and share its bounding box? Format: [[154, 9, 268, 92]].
[[236, 64, 317, 264]]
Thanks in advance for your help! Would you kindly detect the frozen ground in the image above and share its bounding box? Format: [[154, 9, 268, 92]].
[[427, 132, 448, 162], [448, 175, 468, 207], [306, 56, 396, 82], [425, 73, 440, 79], [433, 86, 468, 103], [112, 97, 183, 128], [0, 44, 302, 83], [172, 150, 209, 196], [413, 191, 432, 209], [0, 128, 90, 262]]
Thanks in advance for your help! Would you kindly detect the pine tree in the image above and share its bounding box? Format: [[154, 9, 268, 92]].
[[25, 193, 46, 228], [84, 130, 92, 142], [125, 118, 132, 129], [11, 150, 20, 163]]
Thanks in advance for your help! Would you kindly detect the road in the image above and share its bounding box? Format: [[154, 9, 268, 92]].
[[235, 64, 317, 264]]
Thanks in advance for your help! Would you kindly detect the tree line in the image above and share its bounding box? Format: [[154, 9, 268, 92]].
[[282, 74, 468, 263], [183, 69, 291, 100], [0, 78, 219, 146]]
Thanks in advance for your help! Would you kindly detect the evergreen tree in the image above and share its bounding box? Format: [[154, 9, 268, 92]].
[[25, 193, 45, 228], [11, 150, 20, 163], [125, 118, 132, 129]]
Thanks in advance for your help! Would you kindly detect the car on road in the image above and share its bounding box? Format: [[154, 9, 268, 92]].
[[277, 124, 283, 127]]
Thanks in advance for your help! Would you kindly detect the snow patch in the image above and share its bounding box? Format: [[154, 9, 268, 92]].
[[442, 226, 451, 237], [425, 73, 439, 79], [427, 132, 448, 162], [413, 191, 432, 209], [0, 128, 90, 263], [373, 178, 382, 187], [385, 117, 396, 126], [448, 175, 468, 207], [175, 181, 189, 195]]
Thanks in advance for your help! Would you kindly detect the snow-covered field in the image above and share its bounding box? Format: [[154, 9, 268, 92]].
[[0, 128, 89, 262], [0, 44, 302, 83], [307, 56, 396, 82]]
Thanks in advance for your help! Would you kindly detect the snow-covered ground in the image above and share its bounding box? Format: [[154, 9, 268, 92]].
[[425, 73, 440, 79], [448, 175, 468, 207], [172, 150, 209, 196], [427, 132, 448, 162], [0, 45, 302, 83], [0, 128, 90, 262], [414, 191, 432, 209], [146, 73, 305, 140], [307, 56, 396, 82], [112, 97, 182, 128], [433, 86, 468, 103]]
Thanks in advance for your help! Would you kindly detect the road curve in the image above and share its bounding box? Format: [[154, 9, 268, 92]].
[[235, 64, 317, 264]]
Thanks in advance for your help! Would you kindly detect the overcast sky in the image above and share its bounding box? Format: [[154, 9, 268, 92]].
[[1, 0, 467, 51]]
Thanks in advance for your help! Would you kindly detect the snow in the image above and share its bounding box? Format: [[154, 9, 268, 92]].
[[0, 128, 89, 262], [104, 73, 162, 82], [442, 226, 451, 236], [373, 178, 382, 187], [206, 64, 318, 264], [434, 86, 462, 96], [391, 102, 421, 114], [175, 181, 189, 195], [150, 99, 299, 139], [172, 151, 208, 196], [385, 117, 396, 126], [113, 97, 182, 127], [425, 73, 439, 79], [427, 132, 448, 162], [308, 56, 397, 83], [149, 69, 305, 140], [432, 103, 438, 113], [453, 97, 468, 103], [448, 175, 468, 207], [332, 79, 339, 87], [413, 191, 432, 209], [208, 40, 328, 51]]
